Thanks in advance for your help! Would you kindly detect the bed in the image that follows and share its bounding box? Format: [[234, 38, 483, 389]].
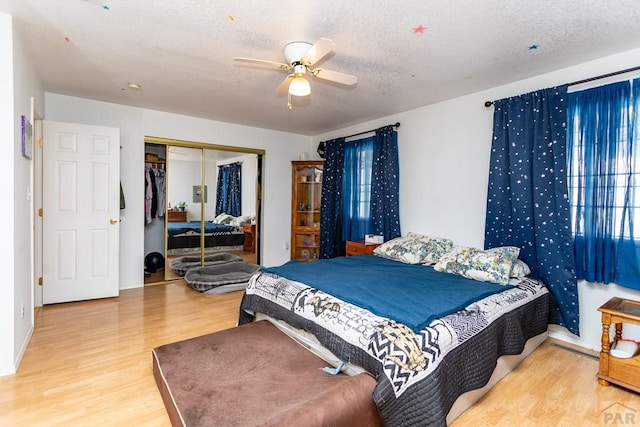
[[166, 221, 244, 255], [238, 241, 554, 427]]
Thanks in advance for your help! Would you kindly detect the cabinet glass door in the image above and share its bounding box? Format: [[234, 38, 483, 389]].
[[292, 163, 323, 261]]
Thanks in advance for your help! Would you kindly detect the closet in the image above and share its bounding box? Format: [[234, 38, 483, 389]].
[[144, 144, 167, 283], [144, 137, 264, 285]]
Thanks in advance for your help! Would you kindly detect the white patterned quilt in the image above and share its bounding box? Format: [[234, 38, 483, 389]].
[[239, 270, 551, 426]]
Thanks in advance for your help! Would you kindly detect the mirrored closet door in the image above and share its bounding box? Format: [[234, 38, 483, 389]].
[[165, 146, 204, 280], [144, 137, 263, 285]]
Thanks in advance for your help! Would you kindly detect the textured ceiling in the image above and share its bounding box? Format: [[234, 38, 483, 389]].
[[2, 0, 640, 135]]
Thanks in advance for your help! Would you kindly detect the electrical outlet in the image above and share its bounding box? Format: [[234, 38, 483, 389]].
[[284, 240, 290, 250], [20, 303, 25, 318]]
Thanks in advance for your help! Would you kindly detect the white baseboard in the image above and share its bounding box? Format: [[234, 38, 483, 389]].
[[14, 323, 34, 373], [0, 323, 34, 378], [548, 324, 600, 352], [0, 363, 15, 377]]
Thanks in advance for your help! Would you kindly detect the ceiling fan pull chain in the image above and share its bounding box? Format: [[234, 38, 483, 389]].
[[287, 92, 292, 110]]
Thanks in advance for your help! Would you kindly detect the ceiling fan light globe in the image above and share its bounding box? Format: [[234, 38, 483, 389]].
[[289, 76, 311, 96]]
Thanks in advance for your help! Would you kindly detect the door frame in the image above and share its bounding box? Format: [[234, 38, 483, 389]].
[[33, 109, 43, 309], [144, 136, 265, 284]]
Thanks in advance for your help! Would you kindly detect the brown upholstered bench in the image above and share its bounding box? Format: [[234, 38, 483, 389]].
[[152, 320, 383, 427]]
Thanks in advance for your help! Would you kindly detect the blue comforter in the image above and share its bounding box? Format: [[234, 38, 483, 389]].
[[167, 221, 237, 237], [262, 255, 512, 332]]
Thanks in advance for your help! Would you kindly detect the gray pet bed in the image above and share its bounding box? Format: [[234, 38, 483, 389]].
[[170, 253, 242, 276], [184, 262, 261, 293]]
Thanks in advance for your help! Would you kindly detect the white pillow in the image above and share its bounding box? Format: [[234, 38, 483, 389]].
[[230, 215, 252, 227], [213, 213, 234, 224]]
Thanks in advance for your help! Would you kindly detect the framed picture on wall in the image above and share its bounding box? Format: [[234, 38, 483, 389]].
[[21, 115, 33, 160]]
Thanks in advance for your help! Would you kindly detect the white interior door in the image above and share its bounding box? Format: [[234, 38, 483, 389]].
[[42, 120, 120, 304]]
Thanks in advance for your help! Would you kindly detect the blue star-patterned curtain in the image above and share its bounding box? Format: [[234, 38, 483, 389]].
[[485, 85, 580, 336], [319, 137, 346, 258], [371, 125, 401, 241], [215, 162, 241, 217]]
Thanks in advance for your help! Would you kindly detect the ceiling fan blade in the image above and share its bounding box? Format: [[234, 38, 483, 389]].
[[276, 75, 293, 96], [233, 57, 291, 70], [301, 38, 335, 66], [311, 68, 358, 85]]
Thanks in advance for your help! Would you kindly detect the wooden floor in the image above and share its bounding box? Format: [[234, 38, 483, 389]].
[[453, 342, 639, 426], [0, 282, 637, 427], [0, 282, 244, 427]]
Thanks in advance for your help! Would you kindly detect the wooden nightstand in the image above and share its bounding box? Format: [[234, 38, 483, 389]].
[[243, 223, 256, 253], [597, 297, 640, 393], [167, 210, 187, 222], [346, 240, 381, 256]]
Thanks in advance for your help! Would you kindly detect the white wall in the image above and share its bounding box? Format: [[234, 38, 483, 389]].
[[0, 12, 15, 377], [314, 47, 640, 351], [164, 152, 257, 222], [44, 94, 313, 289], [168, 158, 202, 221], [1, 12, 44, 376]]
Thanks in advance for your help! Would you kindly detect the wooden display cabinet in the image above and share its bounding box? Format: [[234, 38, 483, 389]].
[[291, 160, 323, 261], [597, 297, 640, 393]]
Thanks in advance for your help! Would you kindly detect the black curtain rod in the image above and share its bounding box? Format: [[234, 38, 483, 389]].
[[344, 122, 400, 139], [484, 65, 640, 107]]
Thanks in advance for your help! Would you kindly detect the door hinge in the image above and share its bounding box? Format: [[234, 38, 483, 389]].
[[38, 277, 43, 286], [38, 138, 43, 147], [38, 208, 43, 217]]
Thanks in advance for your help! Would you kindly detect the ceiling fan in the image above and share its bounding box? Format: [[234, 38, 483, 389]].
[[233, 38, 357, 109]]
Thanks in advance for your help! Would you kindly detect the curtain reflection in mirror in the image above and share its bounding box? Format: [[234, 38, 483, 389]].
[[216, 162, 242, 216]]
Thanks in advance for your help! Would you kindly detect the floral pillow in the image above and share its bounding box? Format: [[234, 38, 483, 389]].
[[433, 246, 520, 285], [510, 259, 531, 278], [486, 247, 531, 278], [373, 233, 453, 265], [406, 233, 454, 265], [484, 246, 520, 259]]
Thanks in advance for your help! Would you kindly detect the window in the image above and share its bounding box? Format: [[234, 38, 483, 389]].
[[568, 99, 639, 239], [341, 136, 374, 241], [567, 78, 640, 287], [319, 125, 399, 259]]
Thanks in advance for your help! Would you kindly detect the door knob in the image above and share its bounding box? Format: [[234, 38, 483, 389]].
[[110, 218, 118, 224]]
